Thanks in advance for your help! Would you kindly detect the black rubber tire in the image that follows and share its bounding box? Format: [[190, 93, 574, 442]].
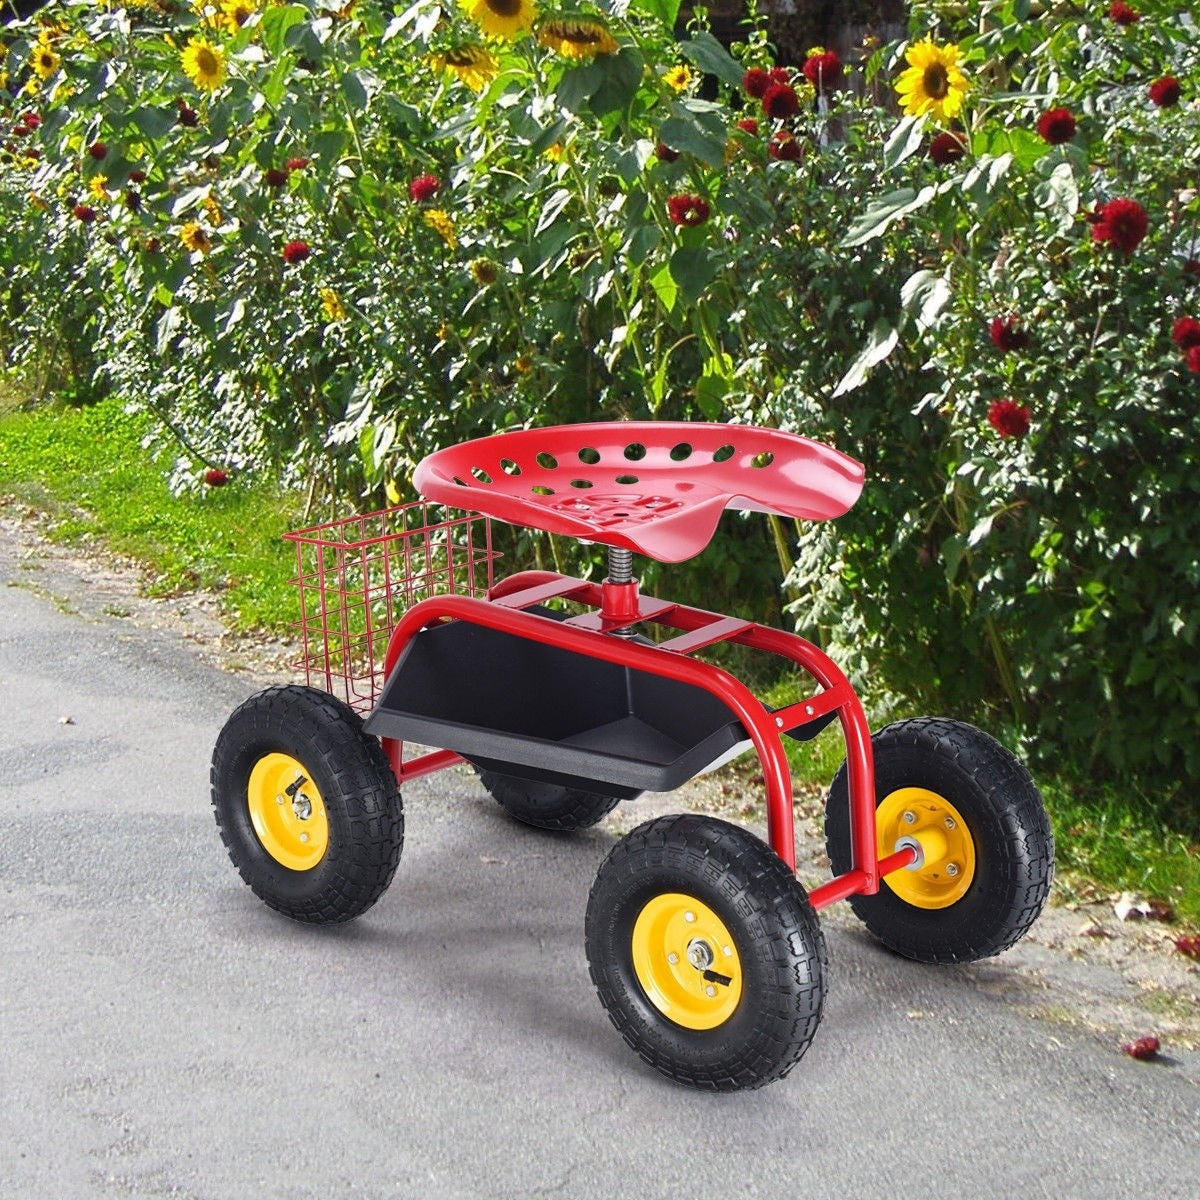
[[477, 769, 622, 832], [585, 814, 827, 1091], [825, 717, 1053, 963], [211, 685, 404, 924]]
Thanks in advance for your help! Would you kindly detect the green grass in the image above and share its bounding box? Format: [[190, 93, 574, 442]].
[[0, 394, 304, 632]]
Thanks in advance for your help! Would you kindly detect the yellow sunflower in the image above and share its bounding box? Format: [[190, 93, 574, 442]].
[[423, 209, 457, 250], [89, 175, 109, 202], [894, 38, 969, 122], [320, 287, 346, 321], [219, 0, 257, 34], [30, 41, 61, 80], [460, 0, 535, 41], [180, 221, 211, 253], [536, 17, 618, 59], [181, 37, 227, 91], [430, 44, 499, 92], [470, 257, 499, 285], [662, 64, 693, 92]]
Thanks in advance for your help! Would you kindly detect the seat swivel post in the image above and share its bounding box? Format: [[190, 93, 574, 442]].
[[606, 546, 634, 585], [600, 546, 640, 624]]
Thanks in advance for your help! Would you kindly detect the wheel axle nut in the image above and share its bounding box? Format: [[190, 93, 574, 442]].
[[944, 816, 956, 830], [902, 811, 916, 825], [946, 862, 959, 877]]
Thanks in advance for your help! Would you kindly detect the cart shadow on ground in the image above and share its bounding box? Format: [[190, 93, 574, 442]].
[[211, 777, 1056, 1087]]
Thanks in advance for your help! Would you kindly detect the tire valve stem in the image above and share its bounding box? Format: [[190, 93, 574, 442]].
[[285, 774, 309, 798], [702, 969, 733, 988]]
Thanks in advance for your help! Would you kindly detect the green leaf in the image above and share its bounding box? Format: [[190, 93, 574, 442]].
[[657, 115, 725, 168], [589, 48, 644, 117], [832, 318, 899, 397], [130, 106, 176, 139], [630, 0, 682, 29], [973, 125, 1046, 172], [669, 247, 718, 304], [842, 187, 938, 248], [260, 4, 309, 58], [883, 116, 926, 171], [900, 268, 952, 330], [340, 69, 369, 111], [556, 61, 603, 113], [650, 263, 679, 313], [1035, 161, 1079, 234], [679, 32, 746, 89]]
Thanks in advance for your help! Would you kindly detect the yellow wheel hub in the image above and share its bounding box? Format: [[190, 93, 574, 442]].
[[878, 786, 975, 909], [631, 893, 742, 1030], [246, 753, 329, 871]]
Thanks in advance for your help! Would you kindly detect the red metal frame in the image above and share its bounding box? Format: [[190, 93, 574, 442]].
[[377, 570, 915, 911]]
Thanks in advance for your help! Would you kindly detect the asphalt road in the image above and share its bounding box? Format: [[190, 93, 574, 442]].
[[2, 534, 1198, 1200]]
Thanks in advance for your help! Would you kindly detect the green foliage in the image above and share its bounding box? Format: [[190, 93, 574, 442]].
[[2, 0, 1199, 809]]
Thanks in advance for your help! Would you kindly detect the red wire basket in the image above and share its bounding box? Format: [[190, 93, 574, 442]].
[[284, 502, 497, 713]]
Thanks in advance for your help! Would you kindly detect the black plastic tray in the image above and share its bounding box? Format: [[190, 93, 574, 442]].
[[363, 618, 748, 796]]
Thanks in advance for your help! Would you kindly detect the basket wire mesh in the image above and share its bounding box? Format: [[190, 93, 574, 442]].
[[284, 503, 496, 713]]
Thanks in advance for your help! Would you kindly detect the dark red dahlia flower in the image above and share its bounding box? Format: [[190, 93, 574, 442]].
[[265, 167, 289, 188], [22, 112, 42, 130], [72, 204, 96, 223], [1091, 197, 1148, 255], [928, 132, 966, 165], [408, 173, 440, 202], [1187, 346, 1200, 374], [667, 193, 711, 227], [1149, 77, 1180, 108], [767, 67, 791, 85], [736, 118, 759, 136], [287, 157, 310, 171], [177, 101, 199, 128], [987, 399, 1031, 438], [282, 239, 311, 264], [204, 468, 229, 487], [761, 82, 800, 121], [802, 50, 842, 90], [128, 169, 147, 184], [742, 67, 771, 99], [654, 141, 680, 162], [88, 141, 108, 160], [1036, 107, 1076, 145], [1171, 316, 1200, 349], [990, 315, 1030, 352], [768, 130, 803, 162], [1109, 1, 1139, 25]]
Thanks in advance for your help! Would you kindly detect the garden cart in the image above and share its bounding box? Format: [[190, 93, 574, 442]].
[[211, 421, 1054, 1091]]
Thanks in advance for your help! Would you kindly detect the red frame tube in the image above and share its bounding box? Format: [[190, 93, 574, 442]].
[[378, 571, 893, 908]]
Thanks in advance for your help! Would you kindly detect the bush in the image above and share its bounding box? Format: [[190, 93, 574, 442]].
[[2, 0, 1198, 809]]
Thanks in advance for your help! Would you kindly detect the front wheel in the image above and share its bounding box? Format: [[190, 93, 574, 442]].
[[825, 717, 1053, 963], [585, 815, 827, 1091], [211, 685, 404, 924]]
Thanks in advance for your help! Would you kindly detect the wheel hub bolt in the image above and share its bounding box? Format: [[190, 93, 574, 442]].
[[946, 862, 959, 877], [299, 833, 309, 844], [705, 985, 717, 998], [944, 816, 956, 830], [667, 952, 679, 965], [902, 811, 916, 825], [684, 911, 696, 923]]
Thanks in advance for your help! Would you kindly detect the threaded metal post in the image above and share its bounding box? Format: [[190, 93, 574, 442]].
[[606, 546, 634, 585]]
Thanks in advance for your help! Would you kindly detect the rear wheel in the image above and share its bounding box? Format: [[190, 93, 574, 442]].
[[825, 717, 1053, 963], [211, 685, 403, 924], [477, 769, 621, 832], [585, 814, 826, 1091]]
